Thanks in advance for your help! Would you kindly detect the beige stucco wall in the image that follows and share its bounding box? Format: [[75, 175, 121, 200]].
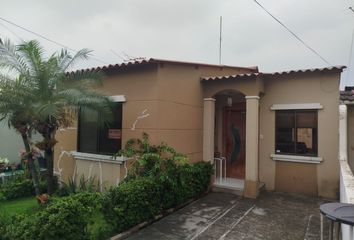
[[154, 64, 253, 162], [203, 78, 263, 99], [275, 161, 318, 196], [53, 126, 77, 182], [259, 71, 340, 199], [54, 65, 159, 184], [53, 63, 253, 184]]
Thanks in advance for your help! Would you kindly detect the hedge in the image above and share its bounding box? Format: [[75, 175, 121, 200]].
[[1, 192, 102, 240], [0, 177, 58, 201], [0, 179, 34, 200], [0, 162, 212, 239], [102, 161, 213, 233]]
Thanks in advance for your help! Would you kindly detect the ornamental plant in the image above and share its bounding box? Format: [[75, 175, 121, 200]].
[[102, 134, 214, 233], [117, 132, 188, 180]]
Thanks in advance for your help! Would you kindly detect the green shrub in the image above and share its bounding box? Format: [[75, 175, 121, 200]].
[[3, 192, 102, 240], [57, 175, 99, 197], [101, 162, 213, 234], [0, 179, 34, 200], [178, 162, 213, 198], [88, 212, 115, 240], [0, 192, 5, 202], [117, 133, 188, 181], [0, 176, 58, 200], [0, 212, 10, 240], [2, 134, 213, 239], [102, 177, 161, 232], [101, 133, 214, 234]]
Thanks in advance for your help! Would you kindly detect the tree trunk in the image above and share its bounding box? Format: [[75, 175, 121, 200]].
[[21, 134, 40, 196], [44, 130, 55, 195]]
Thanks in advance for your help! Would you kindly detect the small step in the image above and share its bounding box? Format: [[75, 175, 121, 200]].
[[212, 178, 244, 196], [258, 182, 266, 191], [212, 181, 266, 197], [212, 185, 243, 196]]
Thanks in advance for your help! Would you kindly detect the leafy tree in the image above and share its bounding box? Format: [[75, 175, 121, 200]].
[[0, 39, 112, 194]]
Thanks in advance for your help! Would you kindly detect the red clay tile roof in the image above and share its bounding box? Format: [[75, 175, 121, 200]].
[[341, 87, 354, 102], [73, 58, 258, 74], [201, 66, 346, 82]]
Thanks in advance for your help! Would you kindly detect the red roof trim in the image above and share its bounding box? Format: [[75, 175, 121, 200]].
[[71, 58, 258, 74], [201, 66, 346, 82]]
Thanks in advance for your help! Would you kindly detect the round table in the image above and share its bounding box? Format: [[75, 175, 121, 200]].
[[320, 203, 354, 240]]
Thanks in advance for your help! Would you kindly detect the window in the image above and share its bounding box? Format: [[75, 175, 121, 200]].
[[275, 110, 317, 156], [78, 103, 122, 155]]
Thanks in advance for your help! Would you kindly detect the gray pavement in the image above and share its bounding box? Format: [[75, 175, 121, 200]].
[[127, 191, 331, 240]]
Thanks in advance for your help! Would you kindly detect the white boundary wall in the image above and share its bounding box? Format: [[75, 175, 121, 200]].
[[339, 104, 354, 240]]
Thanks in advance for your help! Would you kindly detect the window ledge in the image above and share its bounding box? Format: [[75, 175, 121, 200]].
[[270, 154, 323, 164], [270, 103, 323, 110], [72, 152, 129, 164]]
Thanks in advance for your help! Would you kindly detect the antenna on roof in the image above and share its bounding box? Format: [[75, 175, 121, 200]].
[[123, 57, 146, 63], [219, 16, 222, 65]]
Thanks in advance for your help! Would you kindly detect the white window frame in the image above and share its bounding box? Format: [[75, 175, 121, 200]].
[[110, 95, 126, 102], [270, 103, 323, 110], [270, 154, 323, 164], [271, 103, 323, 164], [72, 151, 127, 164]]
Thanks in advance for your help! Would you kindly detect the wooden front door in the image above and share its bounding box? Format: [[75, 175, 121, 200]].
[[223, 103, 246, 179]]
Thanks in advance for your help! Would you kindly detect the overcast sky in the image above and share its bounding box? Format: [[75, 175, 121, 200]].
[[1, 0, 354, 87]]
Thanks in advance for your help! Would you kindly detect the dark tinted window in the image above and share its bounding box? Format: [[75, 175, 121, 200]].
[[78, 103, 122, 155], [275, 110, 317, 156]]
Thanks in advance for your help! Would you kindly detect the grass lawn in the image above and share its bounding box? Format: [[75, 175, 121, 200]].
[[0, 196, 38, 217]]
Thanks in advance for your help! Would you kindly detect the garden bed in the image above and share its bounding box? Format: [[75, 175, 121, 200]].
[[0, 161, 213, 240], [0, 135, 214, 240]]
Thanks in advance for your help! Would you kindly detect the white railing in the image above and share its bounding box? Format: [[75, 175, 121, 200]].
[[339, 104, 354, 240], [214, 157, 226, 183]]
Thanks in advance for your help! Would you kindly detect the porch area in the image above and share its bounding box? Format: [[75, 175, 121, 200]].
[[127, 191, 329, 240], [202, 77, 263, 198]]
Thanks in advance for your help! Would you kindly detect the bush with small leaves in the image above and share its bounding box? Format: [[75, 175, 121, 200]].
[[3, 192, 102, 240], [102, 177, 161, 232]]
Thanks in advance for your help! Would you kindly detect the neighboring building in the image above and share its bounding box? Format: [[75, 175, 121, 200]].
[[340, 87, 354, 172], [338, 87, 354, 239], [0, 124, 42, 165], [54, 58, 345, 199], [0, 124, 23, 164]]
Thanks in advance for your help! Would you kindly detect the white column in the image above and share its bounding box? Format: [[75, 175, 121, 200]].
[[203, 98, 216, 162], [339, 104, 348, 162], [244, 95, 260, 198]]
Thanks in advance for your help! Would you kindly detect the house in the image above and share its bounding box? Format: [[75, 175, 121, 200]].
[[337, 87, 354, 239], [53, 58, 345, 199]]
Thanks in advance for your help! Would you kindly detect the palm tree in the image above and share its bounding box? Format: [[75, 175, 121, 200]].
[[0, 74, 41, 195], [0, 39, 112, 194]]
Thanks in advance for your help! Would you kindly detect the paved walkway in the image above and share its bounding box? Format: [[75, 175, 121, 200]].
[[127, 191, 331, 240]]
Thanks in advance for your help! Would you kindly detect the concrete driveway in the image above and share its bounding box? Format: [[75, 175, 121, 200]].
[[127, 191, 330, 240]]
